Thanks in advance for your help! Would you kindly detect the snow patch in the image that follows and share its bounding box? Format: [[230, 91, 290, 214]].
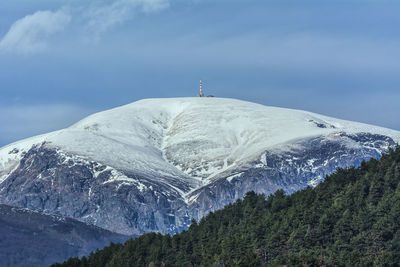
[[102, 169, 147, 192], [308, 175, 324, 187], [226, 172, 244, 182]]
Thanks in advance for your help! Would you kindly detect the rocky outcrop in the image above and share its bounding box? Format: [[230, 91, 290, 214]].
[[188, 132, 396, 218], [0, 143, 192, 235], [0, 132, 396, 236]]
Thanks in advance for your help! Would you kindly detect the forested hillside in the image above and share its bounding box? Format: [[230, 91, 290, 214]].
[[54, 146, 400, 266]]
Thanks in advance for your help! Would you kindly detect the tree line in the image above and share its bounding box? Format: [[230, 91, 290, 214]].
[[53, 146, 400, 266]]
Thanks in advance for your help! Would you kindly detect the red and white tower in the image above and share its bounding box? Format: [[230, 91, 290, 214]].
[[199, 78, 204, 97]]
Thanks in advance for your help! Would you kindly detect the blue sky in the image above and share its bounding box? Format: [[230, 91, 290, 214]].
[[0, 0, 399, 147]]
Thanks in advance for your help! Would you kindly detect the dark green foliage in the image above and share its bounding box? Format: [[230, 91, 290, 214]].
[[53, 146, 400, 266]]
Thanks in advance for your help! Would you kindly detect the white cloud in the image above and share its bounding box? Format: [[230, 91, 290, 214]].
[[0, 9, 71, 54], [0, 0, 169, 54], [84, 0, 169, 39]]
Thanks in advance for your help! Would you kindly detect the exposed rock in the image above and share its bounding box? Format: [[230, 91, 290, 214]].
[[0, 132, 396, 236]]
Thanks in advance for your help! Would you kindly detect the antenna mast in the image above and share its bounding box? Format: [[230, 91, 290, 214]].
[[199, 78, 204, 97]]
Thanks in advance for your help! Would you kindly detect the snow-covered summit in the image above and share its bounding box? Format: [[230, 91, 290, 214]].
[[1, 97, 400, 189], [1, 97, 400, 235]]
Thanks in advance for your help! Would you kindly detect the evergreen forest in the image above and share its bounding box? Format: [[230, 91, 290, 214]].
[[53, 147, 400, 266]]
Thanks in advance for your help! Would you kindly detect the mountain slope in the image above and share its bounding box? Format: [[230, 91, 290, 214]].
[[1, 98, 399, 186], [0, 98, 399, 235], [0, 204, 128, 267], [53, 147, 400, 267]]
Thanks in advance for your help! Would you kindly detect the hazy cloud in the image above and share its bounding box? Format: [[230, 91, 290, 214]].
[[84, 0, 169, 39], [0, 0, 169, 54], [0, 9, 71, 54]]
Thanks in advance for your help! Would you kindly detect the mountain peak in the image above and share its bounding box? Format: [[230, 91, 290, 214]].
[[0, 97, 399, 235], [1, 97, 400, 188]]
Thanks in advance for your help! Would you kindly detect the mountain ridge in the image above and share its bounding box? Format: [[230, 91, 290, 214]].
[[0, 203, 128, 267], [0, 97, 399, 235], [2, 98, 399, 189]]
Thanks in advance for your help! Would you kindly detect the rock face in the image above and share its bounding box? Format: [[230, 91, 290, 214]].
[[0, 144, 191, 236], [0, 204, 128, 267], [0, 98, 399, 235], [188, 132, 396, 218]]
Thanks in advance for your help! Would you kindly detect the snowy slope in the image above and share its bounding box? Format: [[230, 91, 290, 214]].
[[1, 97, 400, 235], [1, 97, 400, 190]]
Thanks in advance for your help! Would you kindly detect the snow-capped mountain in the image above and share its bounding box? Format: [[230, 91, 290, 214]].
[[0, 97, 399, 235]]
